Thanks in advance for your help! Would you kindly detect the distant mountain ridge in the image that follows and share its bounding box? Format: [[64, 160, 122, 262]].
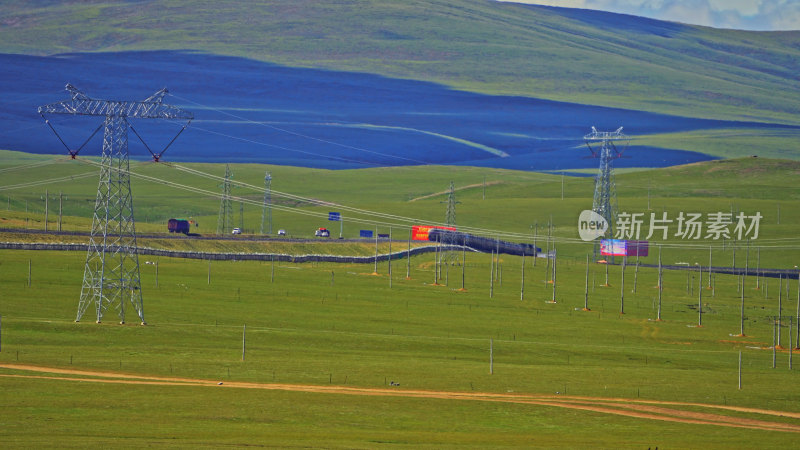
[[1, 0, 798, 125]]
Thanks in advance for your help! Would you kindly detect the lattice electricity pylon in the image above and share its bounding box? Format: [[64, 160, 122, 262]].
[[584, 126, 629, 258], [261, 171, 272, 235], [441, 180, 461, 265], [38, 83, 193, 324], [217, 164, 234, 235]]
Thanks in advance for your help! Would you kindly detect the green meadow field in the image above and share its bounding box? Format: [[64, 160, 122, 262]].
[[2, 149, 800, 447]]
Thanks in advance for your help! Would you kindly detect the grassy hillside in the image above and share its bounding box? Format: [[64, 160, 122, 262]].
[[3, 149, 800, 268], [1, 0, 799, 125]]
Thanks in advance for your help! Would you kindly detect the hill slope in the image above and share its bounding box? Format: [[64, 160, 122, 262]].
[[1, 0, 799, 125]]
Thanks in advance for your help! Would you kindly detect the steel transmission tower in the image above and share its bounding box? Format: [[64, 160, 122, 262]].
[[217, 164, 233, 235], [261, 171, 272, 235], [441, 181, 460, 265], [584, 127, 629, 255], [38, 84, 192, 323]]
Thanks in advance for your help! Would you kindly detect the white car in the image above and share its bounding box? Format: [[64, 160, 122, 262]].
[[278, 229, 286, 236], [232, 227, 241, 235]]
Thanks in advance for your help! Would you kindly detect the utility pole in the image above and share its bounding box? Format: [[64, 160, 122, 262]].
[[796, 272, 800, 349], [698, 265, 703, 327], [657, 248, 663, 321], [583, 254, 590, 311], [388, 227, 392, 288], [239, 201, 244, 232], [461, 236, 466, 291], [44, 188, 48, 232], [778, 275, 783, 348], [708, 246, 713, 290], [520, 253, 525, 301], [739, 275, 746, 337], [620, 257, 625, 314], [58, 191, 63, 232], [406, 231, 411, 279], [217, 164, 233, 235], [261, 171, 272, 235]]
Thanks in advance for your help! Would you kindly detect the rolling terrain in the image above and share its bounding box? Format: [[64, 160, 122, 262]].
[[1, 1, 798, 169], [2, 1, 800, 446], [2, 0, 798, 124], [1, 50, 771, 170]]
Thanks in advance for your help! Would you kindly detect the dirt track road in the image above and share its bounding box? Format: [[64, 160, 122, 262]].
[[2, 363, 799, 433]]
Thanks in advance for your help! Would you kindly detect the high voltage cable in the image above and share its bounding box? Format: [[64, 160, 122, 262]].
[[167, 162, 539, 240], [168, 93, 433, 166], [155, 94, 782, 241], [0, 158, 64, 174], [167, 162, 800, 247], [77, 159, 391, 227], [79, 158, 528, 238], [168, 162, 527, 237], [7, 159, 800, 248], [184, 122, 382, 167], [0, 170, 98, 191]]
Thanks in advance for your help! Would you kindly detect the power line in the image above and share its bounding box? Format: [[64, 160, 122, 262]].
[[217, 164, 234, 235], [168, 93, 440, 166], [261, 171, 272, 235], [167, 162, 536, 239], [184, 122, 381, 167], [76, 158, 527, 239], [0, 158, 65, 174], [0, 170, 97, 191], [8, 157, 800, 249]]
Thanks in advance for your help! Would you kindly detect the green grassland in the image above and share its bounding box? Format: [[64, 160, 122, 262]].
[[2, 0, 800, 126], [2, 150, 800, 446], [1, 249, 799, 447], [633, 128, 800, 161], [3, 1, 800, 445], [637, 129, 800, 159]]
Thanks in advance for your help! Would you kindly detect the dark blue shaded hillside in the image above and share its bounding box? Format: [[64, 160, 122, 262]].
[[0, 51, 780, 170]]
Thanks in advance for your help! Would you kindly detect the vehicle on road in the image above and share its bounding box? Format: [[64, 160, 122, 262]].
[[167, 218, 191, 234]]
